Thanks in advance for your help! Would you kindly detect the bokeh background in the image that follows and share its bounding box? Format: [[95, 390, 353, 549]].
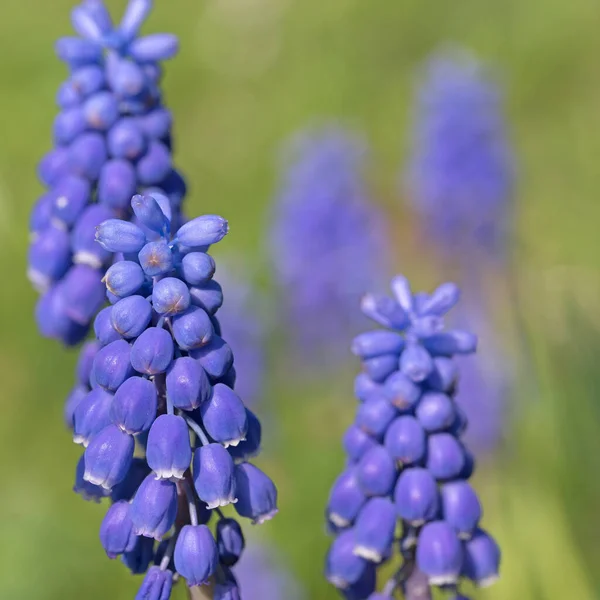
[[2, 0, 600, 598]]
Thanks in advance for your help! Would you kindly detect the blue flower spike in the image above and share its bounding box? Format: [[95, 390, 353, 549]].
[[28, 0, 188, 346], [67, 191, 275, 599], [325, 274, 500, 599]]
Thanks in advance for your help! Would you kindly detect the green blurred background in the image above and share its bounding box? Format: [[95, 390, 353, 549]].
[[1, 0, 600, 598]]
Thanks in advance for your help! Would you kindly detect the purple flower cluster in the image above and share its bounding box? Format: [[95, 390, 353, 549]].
[[29, 0, 187, 346], [325, 275, 500, 599], [66, 195, 277, 599], [405, 50, 514, 261], [270, 127, 387, 365]]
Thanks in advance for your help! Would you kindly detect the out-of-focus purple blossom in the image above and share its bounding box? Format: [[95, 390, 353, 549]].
[[405, 50, 515, 261], [233, 543, 305, 600], [270, 127, 388, 365]]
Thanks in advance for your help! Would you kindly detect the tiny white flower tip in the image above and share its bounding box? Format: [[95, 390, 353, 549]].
[[206, 496, 238, 510], [27, 268, 51, 292], [252, 508, 278, 525], [329, 513, 350, 528], [327, 575, 349, 590], [223, 436, 246, 449], [353, 545, 382, 563], [154, 468, 185, 480], [477, 574, 500, 588], [83, 471, 107, 488], [73, 251, 103, 269], [428, 574, 459, 587], [72, 434, 88, 446]]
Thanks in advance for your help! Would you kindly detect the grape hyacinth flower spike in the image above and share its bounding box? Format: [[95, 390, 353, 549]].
[[270, 127, 388, 367], [29, 0, 188, 345], [325, 275, 500, 599], [68, 194, 277, 599], [404, 49, 515, 262]]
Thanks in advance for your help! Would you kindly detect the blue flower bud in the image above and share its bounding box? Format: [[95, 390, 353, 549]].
[[326, 530, 368, 589], [344, 564, 376, 599], [54, 107, 87, 145], [94, 306, 121, 345], [448, 404, 468, 437], [96, 219, 147, 253], [119, 0, 153, 40], [193, 443, 237, 509], [70, 4, 104, 41], [38, 147, 70, 186], [415, 392, 456, 432], [228, 408, 262, 462], [216, 518, 245, 567], [122, 535, 155, 574], [426, 356, 457, 392], [327, 469, 367, 528], [71, 65, 105, 97], [135, 565, 173, 600], [131, 327, 174, 375], [64, 385, 87, 428], [383, 371, 421, 410], [73, 387, 113, 446], [108, 118, 147, 159], [400, 342, 434, 382], [362, 354, 399, 383], [130, 475, 178, 539], [103, 261, 146, 298], [462, 528, 500, 587], [93, 339, 134, 391], [55, 36, 102, 65], [111, 457, 152, 503], [189, 335, 232, 379], [99, 500, 137, 558], [35, 287, 88, 345], [111, 376, 157, 435], [111, 295, 153, 339], [356, 445, 397, 497], [353, 374, 382, 403], [72, 204, 113, 267], [84, 424, 135, 489], [139, 108, 172, 140], [152, 277, 190, 316], [56, 82, 80, 108], [394, 467, 439, 526], [174, 524, 218, 587], [171, 307, 214, 351], [69, 132, 107, 180], [423, 330, 477, 356], [175, 215, 229, 248], [27, 225, 71, 287], [73, 454, 110, 502], [351, 331, 405, 359], [441, 481, 482, 540], [98, 159, 137, 209], [84, 91, 119, 130], [233, 462, 278, 524], [200, 384, 247, 447], [137, 141, 172, 186], [129, 33, 179, 62], [189, 280, 224, 315], [353, 497, 396, 563], [76, 341, 100, 386], [138, 241, 174, 277], [343, 425, 378, 463], [214, 572, 241, 600], [166, 357, 211, 410], [426, 433, 465, 481], [146, 414, 191, 479], [355, 396, 397, 440], [106, 56, 146, 98], [180, 252, 215, 286], [416, 521, 463, 586], [30, 192, 55, 233], [132, 194, 170, 235], [419, 283, 460, 316], [384, 416, 426, 466], [360, 294, 407, 330], [60, 264, 106, 325], [51, 175, 91, 226]]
